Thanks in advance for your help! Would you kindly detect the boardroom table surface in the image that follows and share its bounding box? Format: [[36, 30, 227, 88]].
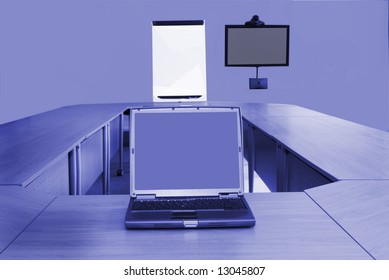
[[0, 102, 389, 259], [242, 113, 389, 180], [0, 103, 129, 187], [0, 189, 373, 260], [1, 102, 388, 187], [306, 180, 389, 260]]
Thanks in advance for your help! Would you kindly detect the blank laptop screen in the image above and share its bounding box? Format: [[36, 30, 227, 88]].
[[132, 109, 242, 190]]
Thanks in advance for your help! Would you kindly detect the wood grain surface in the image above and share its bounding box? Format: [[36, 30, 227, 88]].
[[0, 193, 371, 260], [306, 180, 389, 260]]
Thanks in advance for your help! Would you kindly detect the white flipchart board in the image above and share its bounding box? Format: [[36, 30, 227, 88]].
[[152, 21, 207, 102]]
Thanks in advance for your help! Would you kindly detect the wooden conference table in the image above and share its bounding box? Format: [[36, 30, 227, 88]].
[[0, 186, 373, 260], [0, 102, 388, 259]]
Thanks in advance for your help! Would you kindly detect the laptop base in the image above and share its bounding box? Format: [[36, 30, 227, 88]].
[[125, 197, 255, 229]]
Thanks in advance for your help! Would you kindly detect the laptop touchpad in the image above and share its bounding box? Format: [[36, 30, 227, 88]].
[[171, 211, 197, 219]]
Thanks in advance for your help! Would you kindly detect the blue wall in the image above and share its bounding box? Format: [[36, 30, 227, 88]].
[[0, 0, 388, 130]]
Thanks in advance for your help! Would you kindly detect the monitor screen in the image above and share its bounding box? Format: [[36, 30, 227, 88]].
[[131, 108, 243, 193], [225, 25, 290, 67]]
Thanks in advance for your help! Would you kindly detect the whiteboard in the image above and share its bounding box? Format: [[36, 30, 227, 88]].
[[152, 21, 207, 102]]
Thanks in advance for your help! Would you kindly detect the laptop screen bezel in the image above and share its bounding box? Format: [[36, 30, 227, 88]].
[[129, 106, 245, 198]]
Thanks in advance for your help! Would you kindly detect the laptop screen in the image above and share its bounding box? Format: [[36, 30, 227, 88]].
[[130, 107, 243, 196]]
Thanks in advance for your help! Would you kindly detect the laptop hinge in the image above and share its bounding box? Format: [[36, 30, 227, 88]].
[[136, 194, 156, 200], [219, 192, 240, 198]]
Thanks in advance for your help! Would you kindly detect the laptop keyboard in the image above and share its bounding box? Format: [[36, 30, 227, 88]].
[[132, 197, 246, 211]]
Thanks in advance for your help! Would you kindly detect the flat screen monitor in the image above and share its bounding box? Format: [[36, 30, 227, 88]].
[[225, 25, 290, 67]]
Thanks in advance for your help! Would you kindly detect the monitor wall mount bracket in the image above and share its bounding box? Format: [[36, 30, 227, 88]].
[[249, 66, 268, 90], [247, 15, 267, 90]]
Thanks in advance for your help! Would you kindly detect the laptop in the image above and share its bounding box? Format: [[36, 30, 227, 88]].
[[124, 106, 256, 229]]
